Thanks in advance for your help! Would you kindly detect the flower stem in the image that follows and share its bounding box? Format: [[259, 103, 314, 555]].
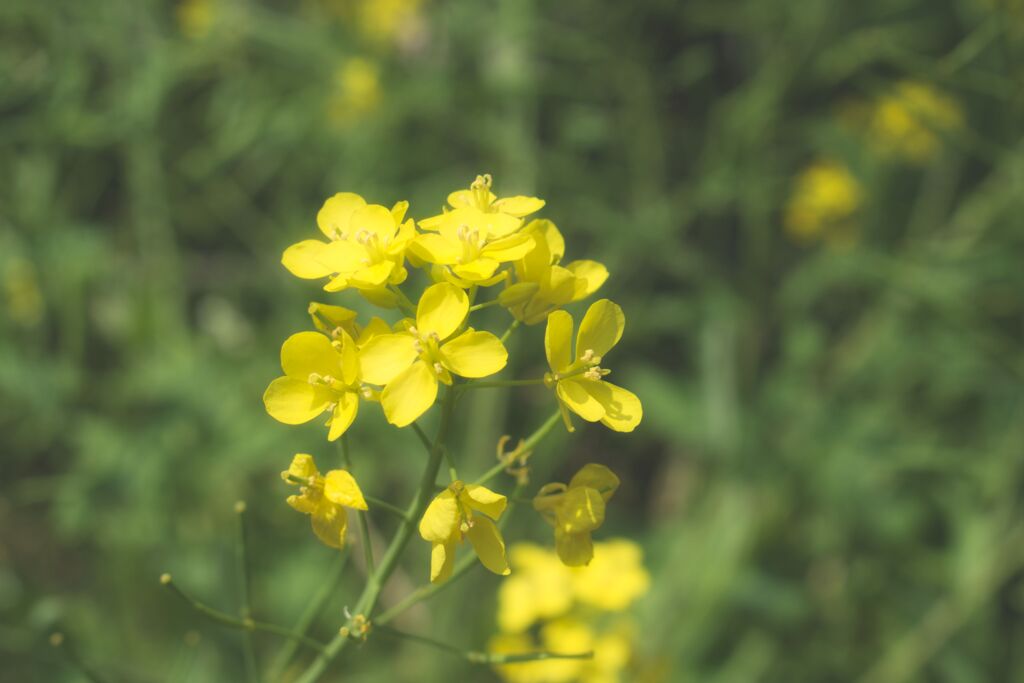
[[340, 435, 374, 573], [499, 319, 521, 344], [375, 625, 593, 665], [234, 501, 260, 683], [414, 420, 457, 481], [460, 377, 546, 391], [469, 299, 501, 312], [388, 285, 417, 315], [474, 409, 563, 485], [375, 552, 478, 626]]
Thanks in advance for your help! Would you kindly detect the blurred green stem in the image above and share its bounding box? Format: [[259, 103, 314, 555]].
[[234, 502, 260, 683], [499, 319, 520, 343], [50, 632, 111, 683], [475, 409, 562, 485], [340, 435, 374, 573]]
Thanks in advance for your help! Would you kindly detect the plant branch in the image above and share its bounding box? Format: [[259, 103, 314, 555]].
[[234, 501, 260, 683], [340, 435, 374, 572]]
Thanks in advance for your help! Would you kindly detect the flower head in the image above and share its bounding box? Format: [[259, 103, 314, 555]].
[[281, 453, 368, 548], [533, 464, 620, 567], [263, 329, 366, 440], [869, 80, 962, 163], [784, 159, 862, 244], [359, 282, 508, 426], [544, 300, 642, 432], [419, 480, 510, 583]]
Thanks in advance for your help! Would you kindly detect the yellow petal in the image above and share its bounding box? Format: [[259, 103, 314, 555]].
[[556, 486, 605, 534], [580, 380, 643, 433], [451, 258, 500, 282], [544, 310, 574, 373], [336, 330, 360, 386], [285, 453, 319, 480], [534, 218, 565, 261], [326, 391, 359, 441], [556, 378, 606, 422], [430, 540, 457, 583], [348, 260, 394, 289], [416, 282, 468, 340], [359, 332, 417, 385], [359, 287, 400, 309], [317, 192, 366, 239], [308, 302, 358, 335], [568, 464, 620, 501], [443, 206, 521, 239], [554, 528, 594, 567], [282, 240, 335, 279], [350, 204, 396, 240], [566, 260, 609, 302], [323, 468, 368, 510], [419, 488, 459, 542], [311, 502, 348, 549], [316, 240, 368, 274], [409, 234, 460, 265], [440, 330, 508, 379], [281, 331, 341, 381], [576, 299, 625, 360], [462, 484, 507, 520], [356, 316, 393, 346], [498, 282, 539, 309], [264, 377, 331, 424], [381, 360, 438, 427], [481, 232, 535, 262], [388, 220, 417, 255], [492, 195, 545, 217], [390, 200, 409, 224], [286, 492, 319, 515], [466, 514, 510, 575]]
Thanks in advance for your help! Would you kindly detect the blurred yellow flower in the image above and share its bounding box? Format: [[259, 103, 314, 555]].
[[498, 544, 575, 633], [176, 0, 215, 40], [783, 159, 862, 244], [3, 258, 44, 327], [491, 618, 635, 683], [358, 282, 508, 426], [544, 300, 642, 433], [500, 220, 608, 325], [263, 330, 366, 441], [281, 453, 368, 549], [571, 540, 650, 612], [533, 464, 621, 567], [356, 0, 423, 44], [869, 80, 962, 163], [419, 480, 510, 582], [327, 58, 382, 127]]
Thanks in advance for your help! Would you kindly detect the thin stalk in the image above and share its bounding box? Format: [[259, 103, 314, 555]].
[[388, 285, 417, 315], [266, 550, 349, 681], [499, 319, 521, 343], [375, 625, 593, 665], [469, 299, 501, 312], [461, 377, 546, 391], [364, 494, 411, 521], [475, 409, 563, 485], [375, 552, 478, 626], [340, 436, 374, 572], [293, 387, 457, 683], [234, 501, 259, 683], [160, 575, 327, 653]]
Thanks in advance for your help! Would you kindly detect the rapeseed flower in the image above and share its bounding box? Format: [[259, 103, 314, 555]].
[[326, 58, 382, 128], [783, 159, 862, 244], [497, 544, 574, 633], [533, 464, 620, 566], [263, 330, 367, 441], [359, 282, 508, 426], [419, 480, 510, 582], [571, 540, 650, 612], [869, 80, 962, 163], [281, 453, 367, 549], [544, 300, 642, 432]]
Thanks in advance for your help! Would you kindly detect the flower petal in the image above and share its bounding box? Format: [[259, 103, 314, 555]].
[[466, 514, 510, 575], [419, 488, 459, 542], [356, 316, 393, 346], [482, 232, 535, 262], [580, 380, 643, 433], [391, 200, 409, 224], [285, 453, 320, 480], [350, 204, 396, 240], [359, 332, 417, 385], [568, 464, 620, 501], [492, 195, 545, 218], [430, 540, 457, 583], [335, 331, 360, 386], [264, 377, 332, 425], [308, 302, 358, 336], [310, 502, 348, 549], [554, 528, 594, 567], [316, 240, 368, 274], [348, 260, 394, 289], [576, 299, 625, 360], [324, 468, 368, 510], [317, 192, 366, 239], [326, 391, 359, 441], [556, 378, 606, 422], [440, 330, 508, 378], [409, 234, 461, 265], [381, 360, 438, 427], [282, 240, 335, 279], [281, 331, 342, 381], [462, 484, 507, 520], [556, 486, 605, 534], [416, 282, 468, 340], [451, 258, 500, 282], [567, 260, 609, 302], [545, 310, 574, 373]]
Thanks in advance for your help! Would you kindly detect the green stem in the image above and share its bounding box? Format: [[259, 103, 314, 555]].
[[414, 420, 457, 481], [375, 552, 479, 626], [460, 377, 546, 391], [364, 494, 410, 521], [293, 387, 457, 683], [475, 409, 563, 485], [50, 632, 112, 683], [375, 625, 592, 665], [234, 502, 259, 683], [388, 285, 417, 316], [469, 299, 501, 312], [160, 575, 327, 653], [266, 551, 349, 681], [340, 436, 374, 573], [499, 319, 521, 344]]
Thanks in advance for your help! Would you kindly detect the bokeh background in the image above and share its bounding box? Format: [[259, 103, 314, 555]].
[[4, 0, 1024, 681]]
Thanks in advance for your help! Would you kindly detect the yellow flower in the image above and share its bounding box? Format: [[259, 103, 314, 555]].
[[783, 160, 862, 243], [327, 57, 382, 127], [281, 453, 367, 549], [544, 300, 642, 433], [3, 258, 44, 327], [176, 0, 215, 40], [490, 619, 593, 683], [411, 174, 540, 287], [571, 540, 650, 612], [263, 329, 366, 441], [500, 220, 608, 325], [281, 193, 414, 302], [355, 0, 423, 44], [869, 80, 962, 163], [498, 544, 575, 633], [308, 301, 393, 348], [533, 464, 620, 567], [418, 480, 510, 583], [359, 282, 508, 426]]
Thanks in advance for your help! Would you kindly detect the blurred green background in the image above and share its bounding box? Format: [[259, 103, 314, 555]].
[[3, 0, 1024, 681]]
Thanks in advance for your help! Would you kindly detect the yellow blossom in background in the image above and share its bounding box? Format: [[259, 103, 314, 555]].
[[356, 0, 423, 44], [783, 159, 862, 244], [282, 193, 413, 303], [359, 282, 508, 426], [500, 220, 608, 325], [570, 540, 650, 612], [327, 57, 382, 128], [868, 80, 963, 163], [498, 544, 575, 633], [281, 453, 368, 548], [263, 330, 367, 440], [544, 300, 642, 433], [419, 480, 510, 582], [176, 0, 216, 40], [534, 464, 620, 567], [3, 258, 44, 327]]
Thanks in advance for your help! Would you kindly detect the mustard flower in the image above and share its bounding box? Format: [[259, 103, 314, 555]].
[[869, 80, 962, 163], [281, 453, 367, 549], [571, 540, 650, 612], [499, 219, 608, 325], [497, 544, 574, 633], [419, 480, 510, 583], [783, 159, 862, 243], [533, 464, 620, 567], [420, 173, 545, 231], [358, 282, 508, 426], [308, 301, 393, 348], [281, 193, 414, 299], [263, 329, 367, 441], [544, 300, 642, 432]]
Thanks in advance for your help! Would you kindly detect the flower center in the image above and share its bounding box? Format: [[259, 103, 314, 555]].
[[469, 174, 493, 211], [455, 224, 483, 263]]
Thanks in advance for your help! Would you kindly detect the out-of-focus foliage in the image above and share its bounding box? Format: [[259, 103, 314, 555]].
[[2, 0, 1024, 681]]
